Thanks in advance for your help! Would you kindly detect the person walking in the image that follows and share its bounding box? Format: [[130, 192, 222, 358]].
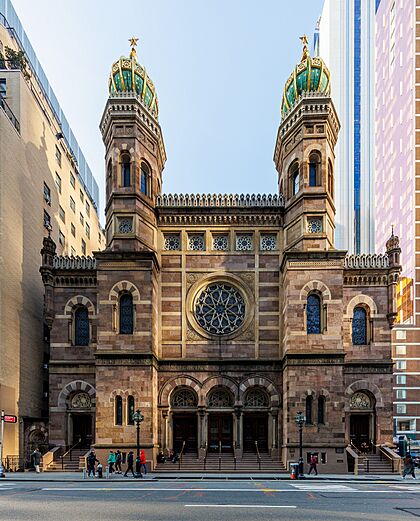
[[140, 449, 147, 475], [124, 451, 135, 477], [403, 454, 416, 479], [308, 453, 318, 475], [115, 450, 122, 474], [107, 450, 116, 474], [86, 450, 98, 477], [31, 448, 42, 474]]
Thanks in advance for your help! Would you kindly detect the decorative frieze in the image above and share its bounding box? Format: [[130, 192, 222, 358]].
[[344, 254, 389, 270], [53, 256, 96, 270], [156, 193, 284, 208]]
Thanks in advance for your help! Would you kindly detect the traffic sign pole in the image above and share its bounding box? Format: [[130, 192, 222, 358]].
[[0, 411, 5, 477]]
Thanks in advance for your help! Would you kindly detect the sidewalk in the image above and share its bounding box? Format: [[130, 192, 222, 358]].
[[0, 471, 417, 482]]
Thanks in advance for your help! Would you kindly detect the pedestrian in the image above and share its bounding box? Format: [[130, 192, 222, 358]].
[[360, 442, 369, 455], [31, 448, 42, 474], [308, 453, 318, 475], [403, 454, 416, 479], [140, 449, 147, 475], [157, 451, 166, 464], [168, 449, 174, 462], [172, 451, 180, 464], [124, 450, 135, 477], [107, 450, 116, 474], [86, 450, 98, 477], [115, 450, 122, 474]]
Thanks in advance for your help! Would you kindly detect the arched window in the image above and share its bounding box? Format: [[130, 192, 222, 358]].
[[74, 306, 89, 346], [328, 160, 334, 197], [207, 387, 234, 408], [127, 395, 135, 425], [121, 153, 131, 187], [140, 162, 150, 196], [119, 293, 134, 334], [115, 396, 123, 425], [289, 162, 299, 197], [309, 152, 321, 187], [305, 396, 313, 424], [107, 159, 112, 193], [171, 388, 198, 408], [352, 307, 367, 345], [306, 293, 321, 334], [318, 396, 326, 425]]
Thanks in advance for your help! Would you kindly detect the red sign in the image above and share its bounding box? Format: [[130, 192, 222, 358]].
[[3, 415, 17, 423]]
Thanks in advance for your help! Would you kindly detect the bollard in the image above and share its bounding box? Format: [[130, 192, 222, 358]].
[[105, 466, 110, 480], [82, 468, 87, 480]]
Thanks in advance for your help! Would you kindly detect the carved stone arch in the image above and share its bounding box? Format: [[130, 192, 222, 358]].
[[109, 389, 127, 403], [299, 280, 332, 302], [121, 389, 140, 400], [239, 376, 280, 407], [318, 388, 331, 400], [344, 380, 383, 410], [64, 295, 96, 316], [109, 281, 140, 302], [303, 144, 323, 162], [159, 376, 201, 407], [57, 380, 96, 409], [303, 388, 317, 398], [201, 376, 238, 406], [345, 294, 378, 318]]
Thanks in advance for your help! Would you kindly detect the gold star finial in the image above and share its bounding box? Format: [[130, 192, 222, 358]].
[[300, 34, 310, 61], [129, 37, 139, 59]]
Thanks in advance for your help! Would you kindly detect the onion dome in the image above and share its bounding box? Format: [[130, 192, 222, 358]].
[[108, 37, 159, 118], [281, 35, 330, 118]]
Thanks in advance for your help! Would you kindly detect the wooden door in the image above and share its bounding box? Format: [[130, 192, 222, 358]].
[[208, 415, 233, 452], [243, 414, 268, 452], [173, 415, 197, 453]]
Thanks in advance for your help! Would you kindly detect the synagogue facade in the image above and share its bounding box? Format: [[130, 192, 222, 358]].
[[40, 39, 401, 472]]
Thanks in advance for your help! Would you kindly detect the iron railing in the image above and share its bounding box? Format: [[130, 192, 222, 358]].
[[60, 439, 81, 470], [255, 441, 261, 471], [178, 441, 186, 471]]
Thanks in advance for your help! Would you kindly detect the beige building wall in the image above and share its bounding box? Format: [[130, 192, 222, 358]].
[[0, 26, 105, 461]]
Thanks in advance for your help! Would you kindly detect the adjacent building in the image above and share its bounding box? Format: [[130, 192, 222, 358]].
[[41, 38, 399, 473], [375, 0, 420, 447], [0, 0, 104, 464], [318, 0, 376, 254]]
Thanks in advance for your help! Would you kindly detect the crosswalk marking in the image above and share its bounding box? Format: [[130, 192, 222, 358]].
[[291, 484, 357, 492]]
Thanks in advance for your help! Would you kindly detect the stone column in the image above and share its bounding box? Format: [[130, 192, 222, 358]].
[[234, 407, 243, 457], [167, 411, 173, 451], [162, 410, 169, 451], [270, 408, 279, 458]]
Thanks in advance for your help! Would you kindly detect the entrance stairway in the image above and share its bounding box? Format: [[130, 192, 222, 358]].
[[44, 449, 86, 472], [154, 451, 286, 473], [357, 453, 399, 475]]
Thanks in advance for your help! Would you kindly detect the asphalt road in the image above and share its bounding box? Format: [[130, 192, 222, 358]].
[[1, 479, 419, 520]]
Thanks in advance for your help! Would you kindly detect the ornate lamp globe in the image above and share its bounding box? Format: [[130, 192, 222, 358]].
[[108, 37, 159, 118], [132, 409, 144, 423], [295, 411, 305, 427], [281, 35, 331, 118]]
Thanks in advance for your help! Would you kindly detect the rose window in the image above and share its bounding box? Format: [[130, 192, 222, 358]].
[[188, 235, 205, 251], [212, 235, 228, 251], [307, 218, 322, 234], [260, 234, 277, 251], [164, 234, 180, 251], [350, 392, 372, 409], [194, 283, 245, 335], [236, 235, 253, 251]]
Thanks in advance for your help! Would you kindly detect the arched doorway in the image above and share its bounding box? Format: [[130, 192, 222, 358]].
[[68, 392, 94, 448], [207, 387, 234, 452], [171, 387, 198, 453], [349, 391, 376, 450], [243, 388, 269, 453]]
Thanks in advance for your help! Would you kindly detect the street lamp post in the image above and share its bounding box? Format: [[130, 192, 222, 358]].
[[295, 411, 305, 479], [132, 409, 144, 478]]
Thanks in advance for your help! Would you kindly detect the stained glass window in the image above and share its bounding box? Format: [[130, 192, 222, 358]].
[[127, 395, 135, 425], [236, 235, 253, 251], [318, 396, 325, 424], [208, 388, 233, 407], [171, 388, 198, 408], [305, 396, 313, 424], [115, 396, 123, 425], [293, 171, 299, 195], [141, 162, 150, 196], [352, 307, 367, 345], [119, 293, 134, 334], [74, 307, 89, 346], [307, 294, 321, 334], [121, 153, 131, 187], [309, 152, 321, 187], [244, 388, 269, 407], [194, 283, 245, 335]]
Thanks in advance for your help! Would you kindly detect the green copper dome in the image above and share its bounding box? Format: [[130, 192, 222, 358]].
[[108, 37, 159, 118], [281, 36, 330, 118]]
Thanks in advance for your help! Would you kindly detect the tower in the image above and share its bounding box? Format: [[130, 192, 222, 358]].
[[100, 38, 166, 252], [274, 36, 340, 252]]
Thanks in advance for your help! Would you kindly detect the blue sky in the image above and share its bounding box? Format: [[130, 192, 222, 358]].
[[13, 0, 323, 218]]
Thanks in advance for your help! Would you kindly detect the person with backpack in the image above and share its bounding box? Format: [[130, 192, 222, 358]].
[[86, 450, 99, 477], [140, 449, 147, 475], [403, 454, 416, 479], [124, 450, 135, 477], [115, 450, 122, 474], [107, 450, 116, 474], [308, 453, 318, 475]]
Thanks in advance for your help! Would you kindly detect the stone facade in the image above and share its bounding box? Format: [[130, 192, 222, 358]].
[[41, 42, 400, 472]]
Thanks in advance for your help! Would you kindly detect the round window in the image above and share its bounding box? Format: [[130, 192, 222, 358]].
[[194, 283, 245, 335]]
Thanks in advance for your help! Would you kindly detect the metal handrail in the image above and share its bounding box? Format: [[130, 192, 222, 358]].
[[377, 444, 395, 473], [255, 441, 261, 471], [203, 442, 208, 471], [178, 441, 186, 471], [218, 441, 222, 471], [60, 439, 81, 470], [350, 441, 361, 456]]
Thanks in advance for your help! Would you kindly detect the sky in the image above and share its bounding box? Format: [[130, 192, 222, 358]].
[[12, 0, 324, 220]]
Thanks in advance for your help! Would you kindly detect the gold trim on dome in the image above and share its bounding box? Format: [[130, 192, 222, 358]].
[[110, 73, 117, 93], [307, 58, 311, 91], [118, 59, 126, 91], [142, 67, 148, 99], [317, 60, 323, 92]]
